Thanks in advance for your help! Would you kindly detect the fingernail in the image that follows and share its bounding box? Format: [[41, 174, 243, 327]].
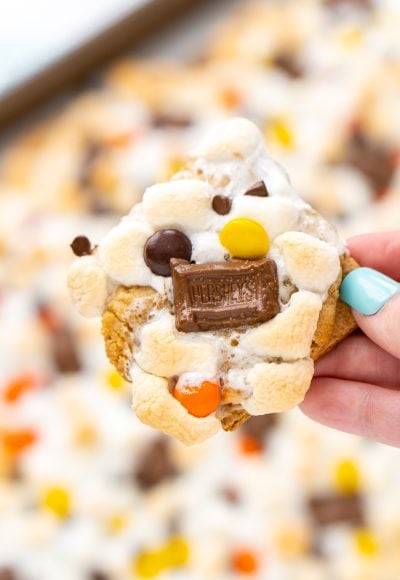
[[340, 267, 400, 315]]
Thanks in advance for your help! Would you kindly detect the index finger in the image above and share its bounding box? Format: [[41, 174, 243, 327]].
[[348, 232, 400, 281]]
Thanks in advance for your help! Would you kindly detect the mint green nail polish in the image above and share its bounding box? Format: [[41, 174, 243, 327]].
[[340, 267, 400, 315]]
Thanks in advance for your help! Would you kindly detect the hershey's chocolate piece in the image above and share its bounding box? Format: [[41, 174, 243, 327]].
[[144, 229, 192, 277], [70, 235, 92, 257], [221, 486, 241, 504], [244, 180, 269, 197], [241, 414, 278, 441], [0, 568, 17, 580], [171, 258, 279, 333], [325, 0, 371, 8], [151, 114, 192, 129], [212, 195, 232, 215], [134, 437, 177, 490], [273, 53, 303, 79], [308, 493, 365, 527], [51, 325, 82, 374], [347, 131, 395, 195]]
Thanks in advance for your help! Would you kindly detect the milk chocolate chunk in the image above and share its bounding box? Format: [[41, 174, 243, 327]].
[[212, 195, 232, 215], [171, 258, 279, 332], [244, 180, 269, 197], [134, 437, 177, 490], [308, 494, 365, 528], [70, 235, 92, 257], [144, 229, 192, 277], [241, 414, 278, 441], [347, 130, 395, 195]]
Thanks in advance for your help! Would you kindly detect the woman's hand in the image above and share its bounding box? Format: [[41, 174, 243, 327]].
[[301, 232, 400, 446]]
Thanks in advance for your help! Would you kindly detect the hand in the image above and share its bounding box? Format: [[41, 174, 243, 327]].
[[301, 232, 400, 447]]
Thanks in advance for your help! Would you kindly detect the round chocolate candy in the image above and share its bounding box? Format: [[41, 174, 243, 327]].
[[144, 229, 192, 276], [71, 235, 92, 256]]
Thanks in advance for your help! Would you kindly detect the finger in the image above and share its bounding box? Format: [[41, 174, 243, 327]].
[[340, 268, 400, 358], [300, 377, 400, 447], [315, 333, 400, 389], [348, 231, 400, 281]]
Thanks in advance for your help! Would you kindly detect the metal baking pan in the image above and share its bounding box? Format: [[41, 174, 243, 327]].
[[0, 0, 204, 130]]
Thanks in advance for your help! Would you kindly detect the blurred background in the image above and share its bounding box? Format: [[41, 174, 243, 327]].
[[1, 0, 400, 578]]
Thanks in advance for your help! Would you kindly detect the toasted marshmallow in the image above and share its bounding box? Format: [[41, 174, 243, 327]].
[[242, 291, 322, 360], [136, 315, 218, 377], [272, 232, 340, 293], [132, 367, 220, 445], [67, 256, 109, 317], [242, 359, 314, 415], [143, 179, 212, 234], [98, 218, 153, 286], [192, 118, 263, 162], [231, 195, 297, 240]]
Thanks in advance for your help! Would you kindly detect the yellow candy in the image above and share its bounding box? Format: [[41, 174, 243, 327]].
[[41, 486, 71, 519], [334, 459, 360, 495], [267, 118, 294, 150], [104, 369, 125, 391], [219, 218, 269, 259], [164, 536, 190, 567], [107, 513, 128, 534], [134, 550, 165, 579], [354, 530, 379, 557]]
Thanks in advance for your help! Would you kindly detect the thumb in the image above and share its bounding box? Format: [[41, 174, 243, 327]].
[[340, 267, 400, 359]]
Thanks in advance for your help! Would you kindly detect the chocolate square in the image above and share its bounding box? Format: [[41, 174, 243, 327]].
[[308, 493, 365, 528], [171, 258, 279, 332]]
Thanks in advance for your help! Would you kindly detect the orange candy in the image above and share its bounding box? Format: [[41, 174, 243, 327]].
[[3, 372, 43, 403], [231, 548, 259, 574], [1, 429, 38, 456], [173, 380, 221, 418], [238, 435, 263, 455]]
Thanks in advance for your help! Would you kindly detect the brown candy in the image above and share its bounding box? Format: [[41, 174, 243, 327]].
[[212, 195, 232, 215], [171, 258, 279, 332], [241, 414, 278, 441], [244, 180, 269, 197], [273, 53, 303, 79], [144, 229, 192, 277], [134, 437, 177, 490], [151, 114, 192, 129], [347, 130, 395, 195], [325, 0, 371, 8], [51, 325, 82, 374], [308, 493, 365, 527], [70, 235, 92, 257], [0, 569, 16, 580]]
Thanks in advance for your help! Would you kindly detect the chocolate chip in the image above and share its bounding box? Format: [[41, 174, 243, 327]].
[[51, 324, 82, 374], [168, 375, 179, 393], [0, 568, 17, 580], [308, 493, 365, 527], [172, 258, 279, 332], [347, 131, 395, 195], [70, 235, 92, 257], [90, 572, 109, 580], [144, 229, 192, 277], [244, 180, 269, 197], [151, 114, 192, 129], [134, 437, 177, 490], [241, 414, 278, 441], [212, 195, 232, 215], [273, 53, 303, 79]]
